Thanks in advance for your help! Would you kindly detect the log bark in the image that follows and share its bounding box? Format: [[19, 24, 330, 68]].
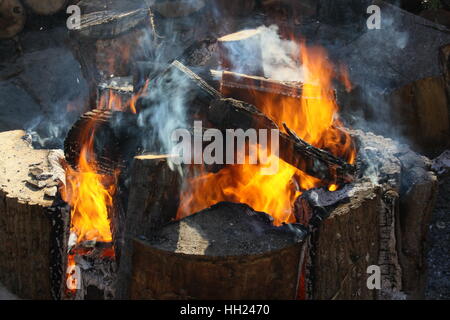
[[218, 29, 265, 76], [0, 0, 26, 39], [389, 76, 450, 155], [0, 130, 69, 299], [439, 44, 450, 113], [397, 149, 438, 298], [128, 202, 307, 299], [296, 130, 437, 300], [24, 0, 67, 15], [76, 0, 150, 39], [116, 154, 182, 299], [68, 0, 153, 105]]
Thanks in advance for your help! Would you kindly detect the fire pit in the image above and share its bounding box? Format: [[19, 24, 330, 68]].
[[58, 24, 437, 299], [0, 0, 446, 301]]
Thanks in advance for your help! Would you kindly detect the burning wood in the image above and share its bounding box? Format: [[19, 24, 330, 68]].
[[207, 98, 355, 184], [136, 60, 222, 117], [211, 69, 304, 99]]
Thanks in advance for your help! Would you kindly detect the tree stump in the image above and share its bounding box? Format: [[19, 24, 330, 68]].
[[0, 130, 69, 299], [114, 130, 437, 300], [129, 202, 307, 300], [389, 76, 450, 156], [116, 154, 182, 299]]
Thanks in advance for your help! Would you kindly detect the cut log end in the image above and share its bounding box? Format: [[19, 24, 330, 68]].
[[0, 0, 26, 39], [24, 0, 67, 15], [129, 202, 306, 299], [148, 202, 306, 256], [218, 28, 261, 42]]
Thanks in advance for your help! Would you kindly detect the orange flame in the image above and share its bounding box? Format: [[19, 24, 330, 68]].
[[98, 79, 149, 114], [61, 115, 116, 243], [177, 39, 355, 225]]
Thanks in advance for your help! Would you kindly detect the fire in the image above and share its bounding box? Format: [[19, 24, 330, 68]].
[[61, 114, 116, 243], [177, 38, 355, 225], [178, 155, 319, 225], [254, 43, 355, 162], [98, 79, 149, 114]]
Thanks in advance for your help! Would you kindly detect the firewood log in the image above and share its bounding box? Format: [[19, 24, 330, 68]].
[[136, 60, 222, 118], [211, 69, 304, 99], [64, 108, 140, 172], [76, 7, 150, 40], [0, 0, 26, 39], [69, 0, 152, 105], [23, 0, 67, 15], [132, 38, 218, 91], [128, 202, 307, 299], [207, 98, 356, 184], [0, 130, 70, 299]]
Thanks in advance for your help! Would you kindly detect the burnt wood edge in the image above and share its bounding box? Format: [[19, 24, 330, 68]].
[[46, 192, 71, 300]]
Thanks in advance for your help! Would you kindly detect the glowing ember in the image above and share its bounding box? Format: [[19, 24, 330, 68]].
[[177, 38, 355, 224]]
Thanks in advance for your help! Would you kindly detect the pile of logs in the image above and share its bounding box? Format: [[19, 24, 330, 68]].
[[0, 0, 442, 300], [113, 130, 437, 300]]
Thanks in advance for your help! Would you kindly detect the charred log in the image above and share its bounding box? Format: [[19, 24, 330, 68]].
[[207, 98, 355, 184], [212, 69, 304, 99], [136, 60, 222, 119]]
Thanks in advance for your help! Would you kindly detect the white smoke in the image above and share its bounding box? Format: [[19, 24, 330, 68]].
[[258, 25, 304, 82]]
